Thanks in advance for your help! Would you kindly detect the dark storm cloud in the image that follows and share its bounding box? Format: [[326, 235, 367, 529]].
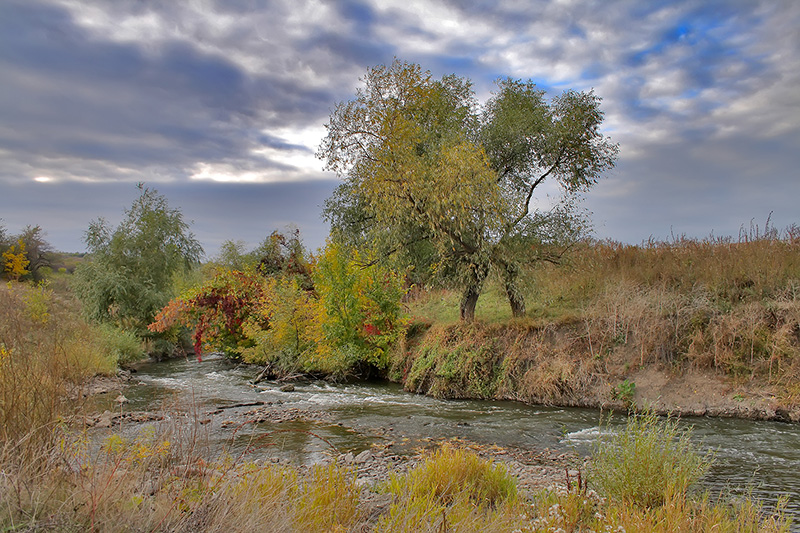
[[0, 0, 338, 183]]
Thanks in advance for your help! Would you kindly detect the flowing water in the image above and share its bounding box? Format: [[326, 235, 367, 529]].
[[106, 354, 800, 525]]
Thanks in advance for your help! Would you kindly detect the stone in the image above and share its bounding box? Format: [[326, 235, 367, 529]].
[[354, 450, 372, 464]]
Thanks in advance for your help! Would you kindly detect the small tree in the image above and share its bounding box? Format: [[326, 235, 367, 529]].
[[17, 225, 54, 281], [3, 239, 30, 281], [74, 185, 203, 345]]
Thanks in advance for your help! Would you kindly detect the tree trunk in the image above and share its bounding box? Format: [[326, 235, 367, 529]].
[[460, 285, 480, 322], [503, 263, 526, 318], [459, 261, 489, 322]]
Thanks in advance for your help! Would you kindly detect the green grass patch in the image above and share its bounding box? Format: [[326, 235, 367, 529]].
[[591, 410, 712, 508]]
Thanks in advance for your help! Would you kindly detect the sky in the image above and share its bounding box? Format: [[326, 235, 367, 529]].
[[1, 0, 798, 257]]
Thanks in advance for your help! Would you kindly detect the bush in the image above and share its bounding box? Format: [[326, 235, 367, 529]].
[[311, 242, 408, 373], [98, 324, 146, 366], [591, 410, 712, 508]]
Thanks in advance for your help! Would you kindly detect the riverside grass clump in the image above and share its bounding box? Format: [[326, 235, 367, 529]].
[[590, 410, 712, 508], [376, 444, 524, 532]]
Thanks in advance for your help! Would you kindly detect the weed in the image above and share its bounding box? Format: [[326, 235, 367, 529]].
[[611, 379, 636, 409]]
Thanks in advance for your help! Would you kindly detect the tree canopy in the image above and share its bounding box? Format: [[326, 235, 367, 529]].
[[319, 60, 619, 321]]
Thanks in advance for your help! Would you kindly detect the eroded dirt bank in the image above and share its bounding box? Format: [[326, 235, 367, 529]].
[[394, 321, 800, 423]]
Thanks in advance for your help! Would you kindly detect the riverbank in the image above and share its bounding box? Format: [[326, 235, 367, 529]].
[[391, 320, 800, 424], [54, 374, 796, 532]]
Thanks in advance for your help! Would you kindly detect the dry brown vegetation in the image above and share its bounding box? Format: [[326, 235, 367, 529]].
[[399, 226, 800, 413], [0, 282, 116, 452]]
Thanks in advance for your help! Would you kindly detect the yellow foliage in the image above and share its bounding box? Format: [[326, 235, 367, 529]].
[[2, 239, 30, 280]]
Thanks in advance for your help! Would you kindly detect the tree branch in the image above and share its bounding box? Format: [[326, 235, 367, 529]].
[[504, 145, 567, 234]]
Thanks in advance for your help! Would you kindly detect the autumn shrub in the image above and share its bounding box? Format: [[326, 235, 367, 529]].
[[2, 238, 30, 280], [309, 242, 408, 374], [151, 242, 409, 377], [238, 275, 317, 368]]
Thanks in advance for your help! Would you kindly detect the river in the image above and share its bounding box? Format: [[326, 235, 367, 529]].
[[106, 354, 800, 525]]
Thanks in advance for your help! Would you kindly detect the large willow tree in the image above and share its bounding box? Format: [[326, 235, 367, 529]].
[[74, 185, 203, 336], [319, 60, 618, 321]]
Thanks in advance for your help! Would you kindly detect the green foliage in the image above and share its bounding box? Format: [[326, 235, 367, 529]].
[[591, 410, 712, 508], [320, 59, 618, 321], [213, 239, 254, 271], [97, 324, 145, 366], [612, 379, 636, 409], [73, 185, 203, 344]]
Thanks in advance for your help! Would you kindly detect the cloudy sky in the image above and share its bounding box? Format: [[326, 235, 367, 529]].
[[1, 0, 798, 256]]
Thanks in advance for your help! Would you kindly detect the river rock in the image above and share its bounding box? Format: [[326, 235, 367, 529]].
[[279, 384, 295, 392], [354, 450, 373, 464]]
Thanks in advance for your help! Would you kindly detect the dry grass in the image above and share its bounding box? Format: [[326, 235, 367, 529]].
[[403, 228, 800, 405], [0, 282, 116, 452], [0, 422, 366, 532]]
